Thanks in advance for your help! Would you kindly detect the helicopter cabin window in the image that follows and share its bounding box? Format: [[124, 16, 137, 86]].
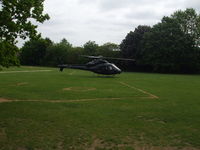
[[107, 66, 113, 71]]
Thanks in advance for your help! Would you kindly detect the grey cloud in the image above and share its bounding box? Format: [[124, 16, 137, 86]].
[[17, 0, 200, 48], [78, 0, 165, 11], [125, 10, 161, 21], [99, 0, 154, 10], [184, 0, 200, 10]]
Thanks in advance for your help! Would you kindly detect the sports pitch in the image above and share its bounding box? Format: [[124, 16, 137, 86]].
[[0, 66, 200, 150]]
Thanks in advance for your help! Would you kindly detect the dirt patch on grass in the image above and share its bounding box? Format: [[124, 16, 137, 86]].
[[132, 146, 199, 150], [0, 70, 52, 74], [15, 82, 28, 86], [63, 87, 96, 92], [0, 128, 7, 141], [16, 147, 27, 150], [0, 98, 11, 103], [86, 138, 199, 150], [88, 138, 104, 150]]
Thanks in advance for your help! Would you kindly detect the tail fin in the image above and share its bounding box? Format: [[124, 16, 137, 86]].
[[59, 67, 64, 72], [58, 65, 65, 72]]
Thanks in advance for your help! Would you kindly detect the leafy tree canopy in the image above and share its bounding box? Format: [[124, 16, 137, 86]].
[[0, 0, 49, 68], [59, 38, 72, 48], [44, 39, 73, 66], [0, 0, 49, 43], [171, 8, 200, 47], [120, 25, 151, 59], [96, 42, 120, 57], [20, 38, 53, 66], [83, 41, 99, 55], [0, 40, 19, 67], [140, 17, 199, 73]]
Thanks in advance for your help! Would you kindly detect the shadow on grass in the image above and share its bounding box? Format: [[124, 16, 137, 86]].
[[73, 74, 120, 79]]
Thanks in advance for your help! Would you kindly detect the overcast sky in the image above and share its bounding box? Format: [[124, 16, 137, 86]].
[[19, 0, 199, 47]]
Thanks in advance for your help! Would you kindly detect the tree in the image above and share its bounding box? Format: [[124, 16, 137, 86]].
[[66, 47, 84, 64], [83, 41, 98, 55], [96, 42, 120, 57], [171, 8, 200, 72], [44, 39, 72, 66], [171, 8, 200, 47], [59, 38, 72, 48], [119, 25, 151, 70], [0, 0, 49, 67], [20, 38, 53, 65], [140, 17, 199, 73], [100, 42, 119, 51], [0, 40, 19, 67], [120, 25, 151, 59]]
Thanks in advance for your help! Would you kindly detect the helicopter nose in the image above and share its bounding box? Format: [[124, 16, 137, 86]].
[[117, 68, 122, 74]]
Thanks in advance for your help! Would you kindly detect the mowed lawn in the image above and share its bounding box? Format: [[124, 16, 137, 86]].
[[0, 66, 200, 150]]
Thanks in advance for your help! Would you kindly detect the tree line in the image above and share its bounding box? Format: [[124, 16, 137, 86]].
[[0, 0, 200, 74], [20, 8, 200, 73], [20, 39, 120, 67], [120, 8, 200, 73]]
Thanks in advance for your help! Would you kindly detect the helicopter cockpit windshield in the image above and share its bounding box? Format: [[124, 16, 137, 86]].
[[105, 64, 121, 74], [111, 64, 121, 72]]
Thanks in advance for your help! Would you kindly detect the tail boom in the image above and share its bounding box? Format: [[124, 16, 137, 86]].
[[58, 64, 88, 72]]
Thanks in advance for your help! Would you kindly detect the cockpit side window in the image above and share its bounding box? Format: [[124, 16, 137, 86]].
[[106, 65, 113, 71], [109, 66, 113, 70]]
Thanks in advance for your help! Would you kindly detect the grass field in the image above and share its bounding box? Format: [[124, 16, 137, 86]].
[[0, 66, 200, 150]]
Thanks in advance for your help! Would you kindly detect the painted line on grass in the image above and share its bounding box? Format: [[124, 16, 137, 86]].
[[119, 82, 159, 99], [69, 71, 76, 75], [0, 70, 52, 74], [0, 81, 158, 103], [0, 96, 155, 103]]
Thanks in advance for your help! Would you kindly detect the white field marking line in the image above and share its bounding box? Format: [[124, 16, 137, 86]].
[[0, 70, 52, 74], [0, 98, 122, 103], [119, 82, 159, 99], [0, 96, 158, 103], [69, 71, 76, 75]]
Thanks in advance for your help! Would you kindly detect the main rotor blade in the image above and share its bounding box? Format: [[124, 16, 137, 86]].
[[81, 55, 103, 59], [81, 55, 135, 61], [103, 57, 135, 61]]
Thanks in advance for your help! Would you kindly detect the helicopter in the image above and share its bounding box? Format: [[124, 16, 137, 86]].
[[58, 55, 135, 75]]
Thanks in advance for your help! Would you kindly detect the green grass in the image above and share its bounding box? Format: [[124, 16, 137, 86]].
[[0, 66, 200, 150]]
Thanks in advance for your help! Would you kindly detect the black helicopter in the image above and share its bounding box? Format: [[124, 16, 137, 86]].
[[58, 55, 135, 75]]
